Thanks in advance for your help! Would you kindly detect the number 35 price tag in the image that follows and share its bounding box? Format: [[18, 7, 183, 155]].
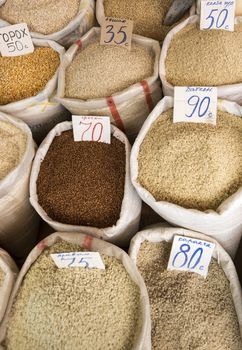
[[200, 0, 235, 31], [100, 17, 133, 50], [173, 86, 217, 125], [167, 236, 215, 278], [51, 252, 105, 270]]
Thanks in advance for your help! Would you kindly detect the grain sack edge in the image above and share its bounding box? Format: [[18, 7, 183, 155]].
[[130, 96, 242, 257]]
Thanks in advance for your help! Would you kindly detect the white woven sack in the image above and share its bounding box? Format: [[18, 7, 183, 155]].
[[195, 0, 242, 16], [129, 225, 242, 340], [0, 0, 95, 47], [0, 39, 70, 144], [56, 27, 162, 141], [160, 15, 242, 104], [0, 232, 151, 350], [0, 113, 39, 263], [0, 249, 18, 325], [30, 121, 142, 247], [130, 96, 242, 257]]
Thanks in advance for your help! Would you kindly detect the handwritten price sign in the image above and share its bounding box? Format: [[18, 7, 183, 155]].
[[51, 252, 105, 270], [200, 0, 235, 31], [173, 86, 217, 125], [0, 23, 34, 57], [72, 115, 111, 144], [100, 17, 133, 50], [167, 236, 215, 278]]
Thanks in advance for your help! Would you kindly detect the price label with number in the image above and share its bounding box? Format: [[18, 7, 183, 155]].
[[173, 86, 217, 125], [51, 252, 105, 269], [72, 115, 111, 144], [167, 235, 215, 278], [0, 23, 34, 57], [100, 17, 133, 50], [200, 0, 235, 31]]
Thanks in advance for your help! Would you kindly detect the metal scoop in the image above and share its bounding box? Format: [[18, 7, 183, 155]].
[[164, 0, 195, 26]]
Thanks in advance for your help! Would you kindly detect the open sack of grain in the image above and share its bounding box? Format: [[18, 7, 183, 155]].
[[195, 0, 242, 16], [0, 0, 95, 47], [129, 225, 242, 350], [56, 27, 162, 141], [0, 232, 151, 350], [30, 121, 141, 247], [0, 39, 71, 144], [0, 249, 18, 325], [0, 113, 39, 264], [130, 96, 242, 257], [160, 15, 242, 104]]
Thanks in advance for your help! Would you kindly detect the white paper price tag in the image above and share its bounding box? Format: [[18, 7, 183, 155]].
[[173, 86, 217, 125], [100, 17, 133, 50], [72, 115, 111, 144], [200, 0, 235, 31], [51, 252, 105, 269], [0, 23, 34, 57], [167, 235, 215, 278]]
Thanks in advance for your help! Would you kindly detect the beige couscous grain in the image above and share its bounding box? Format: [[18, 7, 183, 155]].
[[137, 240, 242, 350], [0, 0, 80, 35], [138, 109, 242, 211], [4, 241, 141, 350], [65, 42, 154, 100], [166, 23, 242, 86]]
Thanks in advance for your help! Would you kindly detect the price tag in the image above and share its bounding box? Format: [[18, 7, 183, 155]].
[[72, 115, 111, 144], [167, 235, 215, 278], [51, 252, 105, 269], [0, 23, 34, 57], [200, 0, 235, 31], [173, 86, 217, 125], [100, 17, 133, 50]]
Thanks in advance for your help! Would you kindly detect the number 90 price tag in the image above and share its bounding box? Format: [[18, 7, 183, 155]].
[[100, 17, 133, 50], [167, 235, 215, 278]]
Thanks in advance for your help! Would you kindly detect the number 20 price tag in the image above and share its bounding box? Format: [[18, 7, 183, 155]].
[[100, 17, 133, 50], [200, 0, 235, 31], [167, 236, 215, 278], [173, 86, 217, 125], [72, 115, 111, 144]]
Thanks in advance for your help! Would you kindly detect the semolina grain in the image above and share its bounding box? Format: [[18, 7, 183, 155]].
[[138, 108, 242, 211]]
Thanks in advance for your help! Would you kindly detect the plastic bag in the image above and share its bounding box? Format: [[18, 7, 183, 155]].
[[130, 96, 242, 257]]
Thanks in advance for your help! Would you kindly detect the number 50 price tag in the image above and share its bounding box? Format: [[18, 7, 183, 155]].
[[100, 17, 133, 50], [200, 0, 235, 31], [167, 235, 215, 278]]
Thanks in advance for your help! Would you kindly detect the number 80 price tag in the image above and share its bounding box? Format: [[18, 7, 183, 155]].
[[100, 17, 134, 50], [167, 235, 215, 278]]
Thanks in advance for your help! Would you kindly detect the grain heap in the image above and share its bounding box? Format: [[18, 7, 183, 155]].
[[0, 47, 60, 105], [138, 109, 242, 211], [0, 0, 80, 35], [0, 121, 27, 181], [64, 42, 154, 100], [4, 240, 141, 350], [165, 23, 242, 86], [37, 131, 126, 228], [136, 240, 242, 350], [102, 0, 187, 42]]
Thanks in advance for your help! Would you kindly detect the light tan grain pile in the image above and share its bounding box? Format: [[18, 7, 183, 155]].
[[103, 0, 187, 42], [137, 240, 242, 350], [0, 121, 27, 181], [65, 41, 154, 100], [166, 23, 242, 86], [138, 109, 242, 211], [0, 0, 80, 35], [4, 241, 141, 350]]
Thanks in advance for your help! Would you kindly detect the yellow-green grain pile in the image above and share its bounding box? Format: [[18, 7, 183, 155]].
[[65, 41, 154, 100], [138, 109, 242, 211], [165, 23, 242, 86], [137, 240, 242, 350], [4, 241, 141, 350]]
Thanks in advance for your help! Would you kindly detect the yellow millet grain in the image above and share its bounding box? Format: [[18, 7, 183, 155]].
[[103, 0, 188, 42], [65, 42, 155, 100], [0, 47, 60, 105], [0, 0, 80, 35], [4, 241, 141, 350], [137, 240, 242, 350], [166, 23, 242, 86], [138, 109, 242, 211]]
